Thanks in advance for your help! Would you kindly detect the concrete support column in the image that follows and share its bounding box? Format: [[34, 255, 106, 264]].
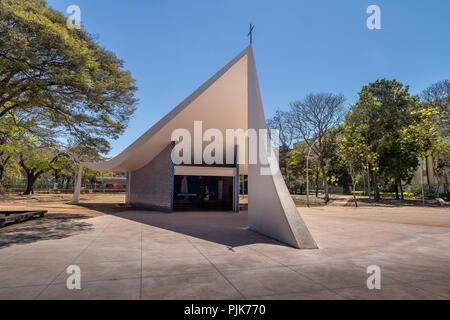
[[125, 171, 131, 204]]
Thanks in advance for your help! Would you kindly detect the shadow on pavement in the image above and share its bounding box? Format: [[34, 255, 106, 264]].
[[0, 213, 94, 248], [112, 208, 292, 249]]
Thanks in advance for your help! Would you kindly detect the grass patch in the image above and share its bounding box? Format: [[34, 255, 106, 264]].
[[240, 195, 326, 207], [239, 196, 248, 204], [293, 199, 327, 207]]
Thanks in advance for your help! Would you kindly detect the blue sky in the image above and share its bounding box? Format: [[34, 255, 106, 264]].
[[47, 0, 450, 157]]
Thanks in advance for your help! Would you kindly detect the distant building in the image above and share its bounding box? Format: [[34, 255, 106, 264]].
[[95, 176, 127, 190]]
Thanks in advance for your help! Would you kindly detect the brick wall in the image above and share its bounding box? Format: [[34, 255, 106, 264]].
[[129, 143, 173, 212]]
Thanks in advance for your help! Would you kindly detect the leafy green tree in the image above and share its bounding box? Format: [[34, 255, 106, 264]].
[[286, 147, 307, 194], [286, 141, 322, 196], [0, 113, 37, 192], [0, 115, 18, 191], [51, 142, 107, 189], [18, 143, 63, 195], [325, 128, 352, 195], [386, 104, 438, 198], [49, 152, 75, 188], [0, 0, 137, 152], [340, 89, 381, 199], [340, 122, 373, 206], [421, 80, 449, 196], [345, 79, 438, 200], [431, 137, 450, 197]]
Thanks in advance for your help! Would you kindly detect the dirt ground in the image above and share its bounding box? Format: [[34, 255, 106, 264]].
[[1, 192, 448, 231], [301, 205, 450, 228], [0, 192, 447, 216], [0, 193, 126, 217]]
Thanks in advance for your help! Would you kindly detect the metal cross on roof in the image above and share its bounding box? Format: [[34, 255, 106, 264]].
[[248, 24, 255, 45]]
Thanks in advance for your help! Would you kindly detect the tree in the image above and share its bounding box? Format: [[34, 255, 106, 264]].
[[421, 80, 449, 132], [267, 110, 295, 177], [431, 137, 450, 197], [340, 122, 374, 206], [267, 110, 295, 148], [346, 79, 438, 200], [18, 143, 63, 195], [57, 141, 108, 189], [345, 88, 383, 199], [325, 128, 352, 195], [49, 152, 75, 189], [288, 93, 346, 202], [421, 80, 449, 196], [0, 112, 37, 192], [286, 144, 306, 194], [286, 141, 322, 196], [0, 115, 17, 191], [0, 0, 137, 152], [401, 104, 441, 196]]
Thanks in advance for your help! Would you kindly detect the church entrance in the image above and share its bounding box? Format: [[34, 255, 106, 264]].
[[173, 175, 234, 211]]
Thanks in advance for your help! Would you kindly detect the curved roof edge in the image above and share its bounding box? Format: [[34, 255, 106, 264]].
[[82, 45, 253, 172]]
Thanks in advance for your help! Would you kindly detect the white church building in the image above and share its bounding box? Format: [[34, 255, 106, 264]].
[[71, 46, 317, 249]]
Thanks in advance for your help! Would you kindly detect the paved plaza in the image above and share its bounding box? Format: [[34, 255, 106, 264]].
[[0, 205, 449, 299]]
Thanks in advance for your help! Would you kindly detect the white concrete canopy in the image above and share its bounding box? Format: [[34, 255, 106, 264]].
[[72, 46, 318, 249]]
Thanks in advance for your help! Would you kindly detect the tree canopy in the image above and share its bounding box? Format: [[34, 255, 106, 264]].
[[268, 79, 446, 201], [338, 79, 438, 200], [0, 0, 137, 151], [0, 0, 138, 193], [287, 93, 347, 202]]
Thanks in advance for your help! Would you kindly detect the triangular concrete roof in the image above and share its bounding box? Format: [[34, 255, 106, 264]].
[[74, 46, 318, 249], [82, 46, 251, 173]]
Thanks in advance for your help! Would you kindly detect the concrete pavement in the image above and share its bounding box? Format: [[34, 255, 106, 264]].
[[0, 207, 449, 299]]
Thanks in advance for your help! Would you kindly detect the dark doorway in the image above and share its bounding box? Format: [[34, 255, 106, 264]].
[[173, 176, 233, 211]]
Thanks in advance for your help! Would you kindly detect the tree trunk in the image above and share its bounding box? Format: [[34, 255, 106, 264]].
[[370, 166, 380, 202], [54, 173, 60, 189], [395, 181, 400, 200], [353, 181, 358, 208], [0, 155, 11, 195], [23, 174, 37, 195], [400, 182, 404, 200], [67, 176, 72, 189], [434, 172, 441, 198], [23, 171, 43, 195], [320, 157, 329, 203], [0, 165, 4, 195], [322, 168, 329, 203], [362, 173, 366, 196], [367, 169, 371, 200]]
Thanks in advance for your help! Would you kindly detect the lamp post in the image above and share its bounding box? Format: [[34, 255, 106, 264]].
[[306, 137, 320, 208]]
